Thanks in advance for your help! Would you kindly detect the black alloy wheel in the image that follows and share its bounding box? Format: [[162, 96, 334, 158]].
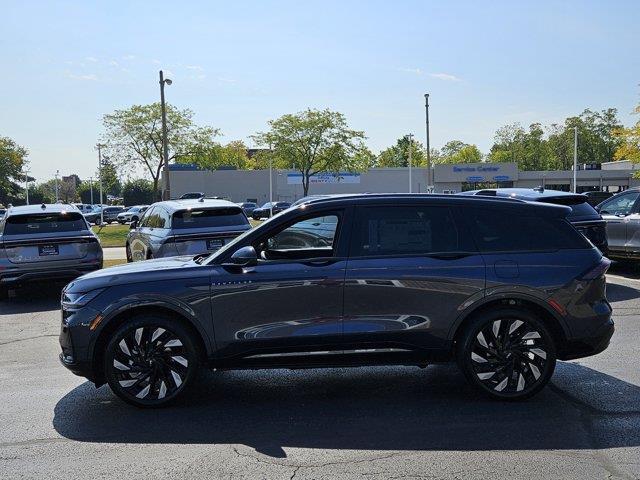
[[104, 315, 199, 407], [458, 309, 556, 400]]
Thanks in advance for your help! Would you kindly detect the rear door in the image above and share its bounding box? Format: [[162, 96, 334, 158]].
[[342, 203, 485, 353], [1, 212, 94, 264], [598, 191, 640, 254]]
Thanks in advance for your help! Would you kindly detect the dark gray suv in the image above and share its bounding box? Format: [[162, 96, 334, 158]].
[[59, 194, 613, 407], [1, 204, 102, 298]]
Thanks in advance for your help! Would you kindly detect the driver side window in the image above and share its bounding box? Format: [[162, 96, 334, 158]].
[[600, 193, 640, 216], [258, 213, 340, 261]]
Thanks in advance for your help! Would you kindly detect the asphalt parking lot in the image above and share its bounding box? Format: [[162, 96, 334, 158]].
[[1, 264, 639, 479]]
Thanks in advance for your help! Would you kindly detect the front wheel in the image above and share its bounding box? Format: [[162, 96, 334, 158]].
[[125, 243, 132, 263], [457, 309, 556, 401], [104, 314, 200, 407]]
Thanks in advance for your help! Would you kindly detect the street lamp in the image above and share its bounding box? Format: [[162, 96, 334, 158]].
[[159, 70, 172, 200], [23, 169, 30, 205], [89, 176, 94, 205], [54, 170, 60, 202], [96, 144, 105, 224], [573, 126, 578, 193], [406, 134, 414, 193], [424, 93, 432, 192]]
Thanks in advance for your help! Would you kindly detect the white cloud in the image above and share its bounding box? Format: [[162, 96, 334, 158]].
[[186, 65, 204, 71], [216, 76, 236, 84], [108, 60, 119, 67], [429, 72, 461, 82], [190, 74, 207, 81], [85, 56, 98, 63], [122, 54, 136, 60], [67, 73, 98, 81], [151, 59, 161, 65], [399, 67, 422, 75]]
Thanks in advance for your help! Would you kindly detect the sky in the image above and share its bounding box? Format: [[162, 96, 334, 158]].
[[1, 0, 639, 182]]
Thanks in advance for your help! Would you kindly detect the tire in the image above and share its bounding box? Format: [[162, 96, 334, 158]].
[[125, 243, 132, 263], [457, 308, 556, 401], [104, 313, 200, 408]]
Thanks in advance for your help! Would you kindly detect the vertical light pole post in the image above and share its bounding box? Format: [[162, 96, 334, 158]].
[[424, 93, 431, 192], [573, 126, 578, 193], [407, 133, 413, 193], [54, 170, 60, 202], [159, 70, 172, 200], [24, 169, 30, 205], [96, 144, 105, 225], [269, 156, 273, 218], [89, 176, 94, 205]]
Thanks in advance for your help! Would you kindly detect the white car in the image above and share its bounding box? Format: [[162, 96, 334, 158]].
[[116, 205, 149, 224]]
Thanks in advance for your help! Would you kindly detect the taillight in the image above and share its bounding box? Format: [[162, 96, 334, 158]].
[[579, 257, 611, 280]]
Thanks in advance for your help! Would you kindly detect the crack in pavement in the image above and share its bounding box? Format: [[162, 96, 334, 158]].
[[0, 334, 58, 346]]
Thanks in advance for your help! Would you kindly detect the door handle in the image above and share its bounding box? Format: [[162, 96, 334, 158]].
[[302, 259, 338, 267]]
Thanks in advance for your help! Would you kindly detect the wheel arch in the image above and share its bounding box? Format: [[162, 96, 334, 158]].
[[90, 303, 209, 386], [449, 294, 569, 353]]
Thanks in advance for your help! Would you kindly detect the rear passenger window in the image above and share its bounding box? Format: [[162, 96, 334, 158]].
[[466, 208, 589, 252], [350, 206, 468, 257]]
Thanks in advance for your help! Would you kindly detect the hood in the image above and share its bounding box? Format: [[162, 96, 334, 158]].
[[65, 255, 198, 293]]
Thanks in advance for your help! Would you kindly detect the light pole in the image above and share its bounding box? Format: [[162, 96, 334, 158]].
[[54, 170, 60, 202], [159, 70, 172, 200], [424, 93, 432, 192], [573, 126, 578, 193], [406, 133, 413, 193], [89, 176, 94, 205], [96, 144, 105, 224], [23, 169, 30, 205]]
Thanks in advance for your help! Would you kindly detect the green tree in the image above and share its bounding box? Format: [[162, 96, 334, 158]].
[[435, 140, 483, 164], [489, 123, 551, 170], [252, 109, 368, 196], [377, 136, 427, 168], [101, 103, 219, 200], [0, 136, 28, 206], [122, 179, 154, 205], [187, 140, 252, 170], [614, 101, 640, 174]]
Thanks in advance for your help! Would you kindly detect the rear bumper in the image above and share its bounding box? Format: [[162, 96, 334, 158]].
[[558, 318, 614, 360], [0, 262, 102, 286]]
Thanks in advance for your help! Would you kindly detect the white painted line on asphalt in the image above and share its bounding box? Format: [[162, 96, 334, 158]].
[[608, 274, 640, 285]]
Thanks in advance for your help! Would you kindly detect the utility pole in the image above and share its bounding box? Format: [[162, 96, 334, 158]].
[[54, 170, 60, 202], [573, 126, 578, 193], [24, 169, 30, 205], [424, 93, 432, 192], [159, 70, 172, 200], [269, 148, 273, 217], [407, 133, 413, 193], [96, 144, 105, 225], [89, 176, 94, 204]]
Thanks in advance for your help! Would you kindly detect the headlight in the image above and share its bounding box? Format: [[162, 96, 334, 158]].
[[61, 288, 106, 308]]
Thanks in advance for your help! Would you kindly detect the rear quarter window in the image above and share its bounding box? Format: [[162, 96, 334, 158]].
[[4, 212, 87, 235], [465, 208, 590, 253], [172, 207, 249, 229]]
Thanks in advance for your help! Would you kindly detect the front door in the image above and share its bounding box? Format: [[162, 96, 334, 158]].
[[599, 191, 640, 254], [210, 208, 350, 362], [342, 204, 485, 354]]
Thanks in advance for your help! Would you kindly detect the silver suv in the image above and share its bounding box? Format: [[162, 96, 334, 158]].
[[0, 204, 103, 298], [596, 187, 640, 259]]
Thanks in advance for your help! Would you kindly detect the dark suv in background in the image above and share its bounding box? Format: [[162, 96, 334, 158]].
[[459, 187, 608, 253], [126, 199, 251, 262], [59, 194, 613, 407], [1, 204, 102, 298]]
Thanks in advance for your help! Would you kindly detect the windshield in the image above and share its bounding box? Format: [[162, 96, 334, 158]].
[[172, 207, 249, 229], [4, 212, 87, 235]]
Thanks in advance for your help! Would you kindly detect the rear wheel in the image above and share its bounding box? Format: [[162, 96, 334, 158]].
[[104, 314, 200, 407], [457, 309, 556, 400]]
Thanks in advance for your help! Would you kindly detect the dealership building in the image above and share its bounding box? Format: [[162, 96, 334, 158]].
[[165, 160, 639, 204]]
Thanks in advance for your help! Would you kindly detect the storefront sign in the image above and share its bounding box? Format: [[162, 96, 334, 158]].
[[287, 173, 361, 184]]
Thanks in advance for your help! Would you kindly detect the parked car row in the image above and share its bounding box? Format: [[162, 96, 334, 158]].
[[59, 193, 614, 407]]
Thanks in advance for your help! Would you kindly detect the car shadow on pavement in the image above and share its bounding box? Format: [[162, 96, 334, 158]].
[[53, 362, 640, 457], [606, 281, 640, 302], [0, 284, 62, 314]]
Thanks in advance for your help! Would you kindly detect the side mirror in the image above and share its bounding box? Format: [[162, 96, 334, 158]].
[[224, 246, 258, 268], [129, 220, 138, 230]]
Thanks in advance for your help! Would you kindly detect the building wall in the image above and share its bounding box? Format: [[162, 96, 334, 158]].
[[166, 164, 638, 202]]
